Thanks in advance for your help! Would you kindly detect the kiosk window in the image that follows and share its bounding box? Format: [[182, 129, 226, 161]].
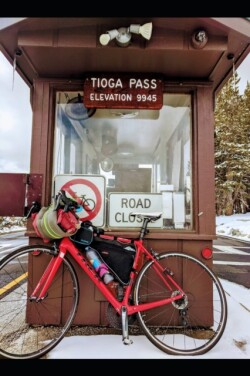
[[53, 92, 192, 230]]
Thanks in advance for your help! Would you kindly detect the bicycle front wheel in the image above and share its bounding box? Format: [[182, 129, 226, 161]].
[[134, 252, 227, 356], [0, 245, 79, 359]]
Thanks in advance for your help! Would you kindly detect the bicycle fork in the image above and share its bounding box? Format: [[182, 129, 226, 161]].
[[29, 248, 64, 301]]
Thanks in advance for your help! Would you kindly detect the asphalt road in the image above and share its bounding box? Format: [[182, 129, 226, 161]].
[[0, 231, 28, 260], [0, 231, 249, 288], [213, 236, 250, 288]]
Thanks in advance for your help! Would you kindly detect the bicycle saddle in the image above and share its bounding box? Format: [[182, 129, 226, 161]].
[[130, 212, 162, 221]]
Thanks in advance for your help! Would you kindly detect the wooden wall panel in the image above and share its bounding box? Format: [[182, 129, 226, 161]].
[[196, 87, 216, 236]]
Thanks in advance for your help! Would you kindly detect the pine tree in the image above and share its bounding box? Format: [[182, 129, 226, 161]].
[[242, 81, 250, 211], [214, 72, 250, 215]]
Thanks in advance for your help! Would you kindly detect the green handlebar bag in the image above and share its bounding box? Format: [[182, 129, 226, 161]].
[[32, 204, 80, 243]]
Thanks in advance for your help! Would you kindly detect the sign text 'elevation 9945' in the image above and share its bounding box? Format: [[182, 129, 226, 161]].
[[84, 75, 163, 109]]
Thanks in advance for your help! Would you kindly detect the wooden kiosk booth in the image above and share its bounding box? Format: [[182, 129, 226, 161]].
[[0, 17, 249, 325]]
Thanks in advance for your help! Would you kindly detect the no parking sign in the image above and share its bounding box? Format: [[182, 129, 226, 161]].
[[54, 175, 105, 226]]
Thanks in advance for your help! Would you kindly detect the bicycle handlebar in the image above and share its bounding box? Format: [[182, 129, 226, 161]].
[[81, 220, 104, 235], [54, 190, 80, 212]]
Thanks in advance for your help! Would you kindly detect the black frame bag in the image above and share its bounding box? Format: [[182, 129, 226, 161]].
[[91, 237, 136, 285], [70, 222, 94, 247]]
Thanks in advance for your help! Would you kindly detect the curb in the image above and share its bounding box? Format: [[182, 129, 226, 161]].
[[216, 234, 250, 244]]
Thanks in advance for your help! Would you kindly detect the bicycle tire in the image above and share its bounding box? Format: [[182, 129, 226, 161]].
[[0, 244, 79, 359], [133, 252, 227, 356]]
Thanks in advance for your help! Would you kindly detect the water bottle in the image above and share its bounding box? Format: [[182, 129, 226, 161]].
[[85, 246, 114, 284]]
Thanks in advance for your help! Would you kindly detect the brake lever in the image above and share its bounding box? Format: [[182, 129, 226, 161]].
[[54, 192, 62, 211], [26, 201, 41, 219], [63, 203, 70, 212]]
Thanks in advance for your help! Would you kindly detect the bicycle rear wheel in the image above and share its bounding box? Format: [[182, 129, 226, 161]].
[[0, 245, 79, 359], [134, 252, 227, 356]]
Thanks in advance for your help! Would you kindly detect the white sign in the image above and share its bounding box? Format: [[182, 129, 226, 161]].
[[54, 175, 105, 226], [108, 193, 163, 228]]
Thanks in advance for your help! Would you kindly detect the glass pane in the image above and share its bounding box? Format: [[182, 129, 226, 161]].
[[53, 91, 192, 230]]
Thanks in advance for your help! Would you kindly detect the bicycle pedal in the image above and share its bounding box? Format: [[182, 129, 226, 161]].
[[123, 338, 133, 345]]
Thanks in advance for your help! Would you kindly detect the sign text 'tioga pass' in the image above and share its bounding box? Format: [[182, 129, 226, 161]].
[[84, 75, 163, 109]]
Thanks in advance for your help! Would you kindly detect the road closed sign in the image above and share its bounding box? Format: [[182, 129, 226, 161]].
[[54, 175, 105, 226], [108, 193, 163, 228]]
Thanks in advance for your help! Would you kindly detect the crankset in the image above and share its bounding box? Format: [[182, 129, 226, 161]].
[[106, 303, 136, 329]]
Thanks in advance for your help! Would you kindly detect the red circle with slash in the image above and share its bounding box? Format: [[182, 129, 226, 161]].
[[62, 178, 102, 221]]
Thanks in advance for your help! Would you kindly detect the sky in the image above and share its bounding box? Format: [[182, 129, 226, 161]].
[[0, 51, 249, 174], [0, 52, 32, 173], [1, 212, 250, 358]]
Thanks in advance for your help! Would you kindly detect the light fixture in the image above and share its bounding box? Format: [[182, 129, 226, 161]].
[[110, 110, 139, 118], [108, 108, 159, 120], [99, 22, 153, 47], [65, 94, 96, 120], [191, 29, 208, 49], [100, 157, 114, 172], [117, 143, 135, 157]]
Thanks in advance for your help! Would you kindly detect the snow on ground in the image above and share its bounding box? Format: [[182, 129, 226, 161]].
[[0, 217, 26, 234], [216, 212, 250, 241], [47, 278, 250, 359]]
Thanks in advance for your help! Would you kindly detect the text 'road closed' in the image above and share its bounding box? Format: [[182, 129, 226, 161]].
[[109, 193, 163, 228]]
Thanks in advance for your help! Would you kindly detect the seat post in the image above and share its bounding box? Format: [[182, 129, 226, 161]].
[[139, 217, 150, 240]]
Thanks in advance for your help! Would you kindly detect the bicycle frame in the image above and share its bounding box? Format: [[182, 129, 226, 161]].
[[30, 236, 185, 317]]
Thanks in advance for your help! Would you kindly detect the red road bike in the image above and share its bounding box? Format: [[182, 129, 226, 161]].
[[0, 194, 227, 359]]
